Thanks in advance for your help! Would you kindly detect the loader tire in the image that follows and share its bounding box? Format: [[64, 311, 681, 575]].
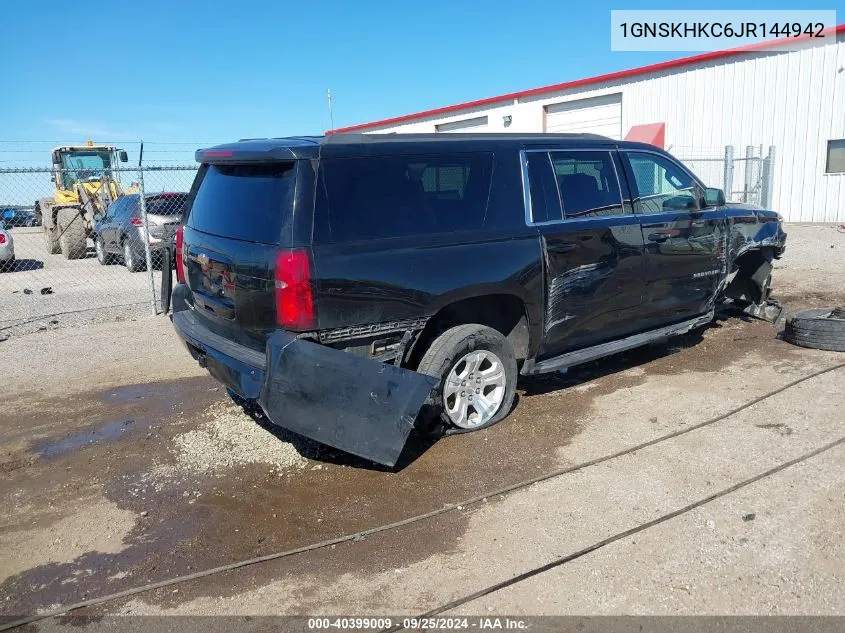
[[42, 207, 61, 254], [782, 307, 845, 352], [57, 207, 88, 260]]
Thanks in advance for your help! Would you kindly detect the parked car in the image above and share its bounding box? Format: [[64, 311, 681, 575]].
[[169, 134, 787, 467], [0, 223, 15, 271], [94, 193, 189, 271], [0, 208, 38, 228]]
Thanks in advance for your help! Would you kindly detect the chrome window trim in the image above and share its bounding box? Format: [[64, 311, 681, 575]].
[[521, 147, 632, 226]]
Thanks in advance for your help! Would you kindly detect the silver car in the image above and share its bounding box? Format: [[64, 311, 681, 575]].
[[0, 224, 15, 271], [94, 193, 188, 272]]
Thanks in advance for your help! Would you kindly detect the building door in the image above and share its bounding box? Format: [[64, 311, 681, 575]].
[[544, 94, 622, 139]]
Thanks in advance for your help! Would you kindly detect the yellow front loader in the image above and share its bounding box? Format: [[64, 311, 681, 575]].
[[35, 142, 133, 259]]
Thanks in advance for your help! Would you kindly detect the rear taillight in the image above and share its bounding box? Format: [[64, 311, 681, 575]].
[[274, 249, 314, 330], [130, 217, 144, 227], [0, 234, 6, 245], [175, 226, 185, 284]]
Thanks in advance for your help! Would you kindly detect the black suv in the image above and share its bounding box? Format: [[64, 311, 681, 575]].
[[169, 133, 786, 466]]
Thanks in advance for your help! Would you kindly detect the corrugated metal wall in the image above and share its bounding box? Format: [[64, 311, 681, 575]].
[[368, 37, 845, 223]]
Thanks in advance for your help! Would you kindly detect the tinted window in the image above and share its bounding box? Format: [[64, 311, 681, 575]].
[[117, 196, 137, 220], [124, 196, 140, 218], [317, 153, 492, 242], [525, 152, 563, 223], [105, 197, 125, 219], [146, 194, 188, 217], [188, 163, 295, 244], [550, 151, 624, 218], [626, 152, 699, 213]]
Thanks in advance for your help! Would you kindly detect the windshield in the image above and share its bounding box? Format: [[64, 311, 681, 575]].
[[59, 151, 113, 189]]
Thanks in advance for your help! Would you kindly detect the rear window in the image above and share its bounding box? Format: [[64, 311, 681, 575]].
[[187, 163, 295, 244], [316, 152, 493, 243], [146, 194, 188, 217]]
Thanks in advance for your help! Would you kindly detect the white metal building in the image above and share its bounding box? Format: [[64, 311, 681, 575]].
[[331, 26, 845, 223]]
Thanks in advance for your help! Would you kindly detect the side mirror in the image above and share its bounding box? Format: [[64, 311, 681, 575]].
[[703, 187, 726, 208], [118, 150, 129, 163]]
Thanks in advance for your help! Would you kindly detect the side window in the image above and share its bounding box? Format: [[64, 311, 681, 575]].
[[317, 152, 492, 243], [625, 152, 700, 213], [549, 151, 625, 218], [524, 152, 563, 223], [104, 198, 123, 220]]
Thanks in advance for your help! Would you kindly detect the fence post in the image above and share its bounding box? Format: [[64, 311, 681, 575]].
[[723, 145, 734, 201], [761, 146, 776, 210], [136, 168, 158, 315], [743, 145, 756, 203]]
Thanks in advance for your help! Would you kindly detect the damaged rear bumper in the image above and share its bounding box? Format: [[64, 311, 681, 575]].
[[171, 306, 437, 467]]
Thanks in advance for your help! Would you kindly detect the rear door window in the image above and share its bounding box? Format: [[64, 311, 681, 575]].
[[187, 163, 295, 244], [316, 152, 493, 243], [549, 151, 625, 218]]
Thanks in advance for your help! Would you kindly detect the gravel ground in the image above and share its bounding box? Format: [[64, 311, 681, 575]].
[[0, 227, 163, 337], [164, 401, 309, 475], [774, 223, 845, 300]]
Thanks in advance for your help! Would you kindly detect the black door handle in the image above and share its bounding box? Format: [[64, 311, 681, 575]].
[[648, 232, 671, 243]]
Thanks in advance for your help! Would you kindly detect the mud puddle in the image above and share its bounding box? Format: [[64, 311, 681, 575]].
[[32, 419, 136, 459]]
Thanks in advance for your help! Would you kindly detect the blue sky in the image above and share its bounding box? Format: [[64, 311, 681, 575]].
[[0, 0, 839, 163]]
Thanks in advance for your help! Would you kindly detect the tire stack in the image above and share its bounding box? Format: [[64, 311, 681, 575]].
[[783, 307, 845, 352]]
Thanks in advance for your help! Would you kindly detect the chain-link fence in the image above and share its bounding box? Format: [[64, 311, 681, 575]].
[[0, 165, 197, 335], [675, 145, 776, 207]]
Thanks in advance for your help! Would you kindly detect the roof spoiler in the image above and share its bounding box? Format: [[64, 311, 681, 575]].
[[195, 145, 301, 164]]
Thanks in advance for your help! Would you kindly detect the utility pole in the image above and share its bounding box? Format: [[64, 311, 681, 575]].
[[327, 88, 334, 131]]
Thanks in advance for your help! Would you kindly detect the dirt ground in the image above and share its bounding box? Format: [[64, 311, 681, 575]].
[[1, 223, 844, 626]]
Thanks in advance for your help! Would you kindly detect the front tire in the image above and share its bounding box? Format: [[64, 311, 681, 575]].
[[57, 207, 87, 259], [417, 324, 517, 432]]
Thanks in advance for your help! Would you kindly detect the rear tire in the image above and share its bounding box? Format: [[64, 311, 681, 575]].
[[95, 236, 113, 265], [57, 207, 87, 259], [123, 239, 145, 272], [417, 324, 517, 432]]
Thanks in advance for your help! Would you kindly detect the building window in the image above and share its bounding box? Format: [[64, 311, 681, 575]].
[[826, 140, 845, 174]]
